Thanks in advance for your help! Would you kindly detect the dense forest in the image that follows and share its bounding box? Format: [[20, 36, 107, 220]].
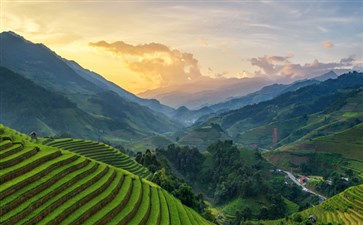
[[156, 141, 321, 222]]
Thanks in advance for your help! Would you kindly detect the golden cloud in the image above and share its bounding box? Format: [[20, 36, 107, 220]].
[[89, 40, 201, 86]]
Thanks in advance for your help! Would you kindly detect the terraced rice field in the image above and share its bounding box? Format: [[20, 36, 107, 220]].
[[0, 124, 212, 225], [258, 184, 363, 225], [301, 184, 363, 225], [45, 138, 152, 179]]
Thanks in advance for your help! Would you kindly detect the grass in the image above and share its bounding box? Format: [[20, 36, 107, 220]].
[[0, 124, 212, 225], [259, 184, 363, 225], [158, 188, 171, 225], [46, 138, 152, 178], [127, 183, 151, 225], [283, 197, 300, 214], [222, 197, 265, 217], [86, 175, 132, 223], [146, 187, 161, 225], [163, 190, 182, 225], [109, 177, 143, 224]]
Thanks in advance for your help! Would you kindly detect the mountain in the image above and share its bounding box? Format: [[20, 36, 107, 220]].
[[192, 71, 363, 176], [169, 72, 334, 126], [184, 71, 363, 161], [0, 66, 101, 138], [138, 76, 271, 109], [208, 79, 320, 114], [0, 31, 178, 144], [313, 70, 338, 81], [65, 60, 175, 116], [198, 71, 363, 141], [205, 71, 337, 115], [0, 124, 212, 225]]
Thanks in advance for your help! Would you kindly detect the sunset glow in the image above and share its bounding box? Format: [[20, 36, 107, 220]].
[[2, 0, 362, 93]]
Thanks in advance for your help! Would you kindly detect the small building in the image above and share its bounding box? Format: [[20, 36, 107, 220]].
[[299, 176, 308, 184], [29, 131, 37, 140], [308, 214, 317, 223]]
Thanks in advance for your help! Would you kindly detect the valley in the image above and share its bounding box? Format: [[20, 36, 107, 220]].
[[1, 2, 363, 223]]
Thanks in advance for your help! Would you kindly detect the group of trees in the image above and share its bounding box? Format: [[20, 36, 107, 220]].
[[299, 153, 362, 197], [135, 149, 210, 217], [157, 144, 204, 180], [200, 141, 271, 203], [158, 141, 294, 221], [316, 169, 361, 197]]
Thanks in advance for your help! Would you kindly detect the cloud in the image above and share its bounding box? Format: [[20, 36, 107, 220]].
[[322, 40, 333, 49], [250, 55, 356, 80], [250, 55, 292, 76], [89, 40, 202, 86]]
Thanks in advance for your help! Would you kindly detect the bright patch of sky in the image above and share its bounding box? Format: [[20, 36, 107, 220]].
[[2, 0, 362, 93]]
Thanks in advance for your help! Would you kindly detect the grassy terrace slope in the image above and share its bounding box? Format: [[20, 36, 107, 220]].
[[45, 138, 152, 179], [0, 124, 212, 225], [261, 184, 363, 225]]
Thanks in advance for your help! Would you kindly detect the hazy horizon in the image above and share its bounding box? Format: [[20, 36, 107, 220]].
[[2, 0, 362, 94]]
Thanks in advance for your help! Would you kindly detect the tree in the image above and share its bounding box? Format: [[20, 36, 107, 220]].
[[172, 183, 196, 208], [242, 207, 252, 221], [258, 207, 269, 219]]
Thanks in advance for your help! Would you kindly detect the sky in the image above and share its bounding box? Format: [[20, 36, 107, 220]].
[[1, 0, 363, 93]]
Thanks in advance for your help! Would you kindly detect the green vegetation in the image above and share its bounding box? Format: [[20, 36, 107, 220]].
[[45, 138, 151, 178], [175, 123, 231, 151], [135, 149, 210, 219], [157, 140, 321, 223], [259, 184, 363, 225], [0, 124, 212, 225]]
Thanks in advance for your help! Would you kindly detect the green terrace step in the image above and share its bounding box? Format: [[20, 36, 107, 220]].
[[0, 140, 12, 150], [175, 197, 192, 225], [0, 157, 88, 213], [298, 184, 363, 225], [0, 126, 213, 225], [158, 188, 170, 225], [163, 190, 181, 225], [12, 165, 109, 225], [89, 176, 134, 224], [0, 143, 23, 159], [110, 177, 143, 224], [127, 184, 151, 225], [64, 173, 126, 225], [146, 187, 161, 225], [45, 138, 152, 179], [0, 146, 38, 169], [0, 158, 97, 224], [38, 169, 117, 224], [0, 153, 80, 205], [0, 150, 61, 185]]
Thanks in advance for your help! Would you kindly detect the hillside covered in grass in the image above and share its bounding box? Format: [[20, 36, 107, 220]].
[[0, 124, 213, 225], [259, 184, 363, 225], [195, 72, 362, 148]]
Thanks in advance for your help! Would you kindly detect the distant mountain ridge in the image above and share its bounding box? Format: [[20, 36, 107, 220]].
[[138, 76, 271, 109], [65, 60, 175, 116], [196, 71, 362, 144], [0, 31, 178, 144], [171, 71, 337, 125]]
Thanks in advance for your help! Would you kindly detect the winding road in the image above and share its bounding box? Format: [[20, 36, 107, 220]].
[[282, 170, 327, 202]]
